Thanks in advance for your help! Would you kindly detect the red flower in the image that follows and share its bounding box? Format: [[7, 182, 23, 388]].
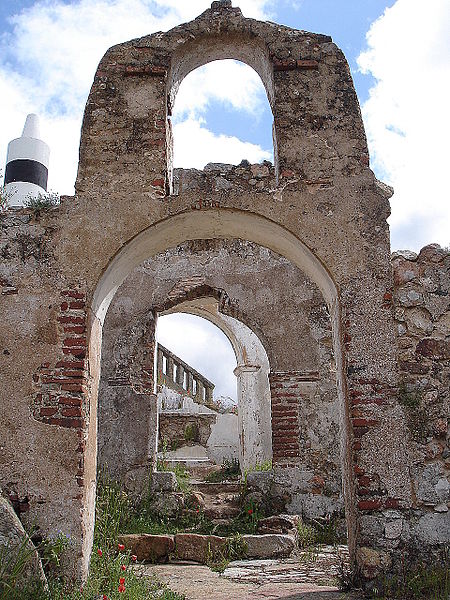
[[102, 596, 109, 600], [248, 508, 253, 515], [119, 577, 125, 584], [118, 543, 125, 551], [118, 584, 125, 592], [97, 548, 102, 557], [131, 554, 137, 562], [196, 507, 200, 513], [121, 564, 126, 571]]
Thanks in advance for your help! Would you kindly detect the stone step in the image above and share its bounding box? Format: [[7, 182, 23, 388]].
[[118, 532, 296, 564], [192, 481, 242, 495], [203, 503, 240, 520]]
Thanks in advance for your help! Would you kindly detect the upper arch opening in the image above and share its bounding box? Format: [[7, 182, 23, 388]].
[[171, 59, 274, 169]]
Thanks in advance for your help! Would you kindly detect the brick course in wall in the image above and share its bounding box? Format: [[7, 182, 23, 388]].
[[269, 371, 319, 466], [31, 290, 89, 488]]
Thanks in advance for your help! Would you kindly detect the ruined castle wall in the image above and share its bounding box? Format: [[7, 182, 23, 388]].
[[2, 3, 445, 583], [390, 245, 449, 547]]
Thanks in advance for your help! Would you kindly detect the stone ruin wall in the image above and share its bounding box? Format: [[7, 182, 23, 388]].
[[0, 2, 448, 584], [390, 246, 449, 539]]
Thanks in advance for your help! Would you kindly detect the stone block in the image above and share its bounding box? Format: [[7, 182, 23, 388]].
[[246, 471, 274, 495], [149, 470, 178, 493], [118, 533, 175, 562], [242, 534, 295, 559], [416, 513, 450, 544], [174, 533, 227, 563], [257, 514, 300, 537], [0, 494, 47, 590], [356, 546, 391, 579], [117, 534, 174, 562]]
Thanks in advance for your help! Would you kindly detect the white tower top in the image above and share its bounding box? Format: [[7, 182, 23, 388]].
[[3, 113, 50, 207], [22, 113, 41, 139]]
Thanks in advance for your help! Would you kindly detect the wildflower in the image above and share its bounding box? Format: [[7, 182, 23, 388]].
[[131, 554, 137, 562], [102, 596, 109, 600], [119, 577, 125, 584], [248, 508, 253, 515], [196, 507, 200, 513], [97, 548, 102, 557], [121, 564, 126, 571], [118, 543, 125, 551], [118, 584, 125, 593]]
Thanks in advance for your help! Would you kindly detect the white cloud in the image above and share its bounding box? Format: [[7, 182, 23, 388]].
[[358, 0, 450, 251], [0, 0, 272, 193], [174, 60, 268, 118], [157, 313, 237, 399], [174, 116, 271, 169]]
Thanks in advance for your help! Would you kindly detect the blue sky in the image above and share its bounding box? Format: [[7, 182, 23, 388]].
[[0, 0, 448, 398]]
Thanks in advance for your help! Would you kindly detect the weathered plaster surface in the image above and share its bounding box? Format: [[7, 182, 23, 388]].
[[1, 3, 447, 584]]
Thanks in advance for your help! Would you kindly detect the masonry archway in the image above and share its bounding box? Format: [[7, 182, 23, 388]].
[[158, 297, 273, 471], [87, 208, 353, 577]]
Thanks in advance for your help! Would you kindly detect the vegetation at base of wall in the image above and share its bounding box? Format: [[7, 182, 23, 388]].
[[24, 191, 60, 215], [0, 471, 185, 600], [247, 460, 273, 473], [368, 555, 450, 600], [122, 487, 263, 538], [297, 515, 343, 548], [398, 381, 428, 443], [183, 423, 199, 443], [205, 457, 241, 482], [0, 530, 43, 600]]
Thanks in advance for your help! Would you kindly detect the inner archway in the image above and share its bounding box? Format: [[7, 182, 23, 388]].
[[156, 302, 273, 473]]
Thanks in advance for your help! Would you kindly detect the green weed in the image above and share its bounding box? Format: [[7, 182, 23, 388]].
[[205, 457, 241, 483], [24, 191, 59, 215]]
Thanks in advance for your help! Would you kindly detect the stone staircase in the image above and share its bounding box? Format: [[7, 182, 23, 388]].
[[191, 481, 241, 521], [119, 467, 301, 565]]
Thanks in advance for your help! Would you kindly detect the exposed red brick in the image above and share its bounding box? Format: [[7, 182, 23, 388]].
[[296, 59, 319, 70], [358, 499, 382, 511], [44, 417, 83, 428], [384, 497, 400, 509], [353, 426, 369, 438], [63, 326, 86, 334], [62, 348, 86, 358], [273, 58, 297, 71], [58, 396, 82, 407], [352, 418, 380, 427], [61, 291, 85, 299], [40, 407, 58, 417], [152, 178, 165, 188], [55, 360, 85, 369], [62, 407, 83, 417], [69, 301, 85, 310], [57, 316, 86, 325], [63, 337, 87, 347], [61, 383, 85, 392]]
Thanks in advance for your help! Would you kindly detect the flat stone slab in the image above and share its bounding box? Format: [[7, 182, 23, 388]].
[[141, 548, 363, 599], [243, 534, 296, 559], [117, 533, 174, 562], [175, 533, 227, 563]]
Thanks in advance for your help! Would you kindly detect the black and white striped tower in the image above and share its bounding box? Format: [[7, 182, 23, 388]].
[[4, 114, 50, 206]]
